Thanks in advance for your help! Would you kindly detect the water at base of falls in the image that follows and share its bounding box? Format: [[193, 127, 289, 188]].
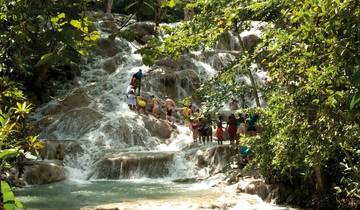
[[15, 178, 296, 210]]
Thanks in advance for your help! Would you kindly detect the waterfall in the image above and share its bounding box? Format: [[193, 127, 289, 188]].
[[20, 14, 298, 210]]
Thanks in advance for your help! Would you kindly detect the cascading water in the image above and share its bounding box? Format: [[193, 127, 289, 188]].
[[16, 13, 296, 210]]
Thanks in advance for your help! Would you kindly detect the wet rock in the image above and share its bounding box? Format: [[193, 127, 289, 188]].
[[99, 20, 120, 33], [93, 151, 175, 179], [40, 140, 83, 160], [31, 115, 56, 135], [173, 177, 197, 184], [215, 30, 242, 51], [101, 118, 149, 147], [24, 160, 65, 185], [155, 56, 197, 71], [102, 54, 125, 74], [60, 89, 91, 110], [95, 38, 131, 57], [142, 69, 200, 99], [142, 116, 172, 139], [96, 38, 119, 57], [127, 22, 156, 44], [194, 145, 238, 174], [241, 33, 260, 51], [237, 178, 270, 200], [41, 108, 103, 139]]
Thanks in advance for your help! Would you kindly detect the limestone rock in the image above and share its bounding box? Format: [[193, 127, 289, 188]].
[[100, 118, 149, 147], [241, 33, 260, 51], [142, 116, 172, 139], [215, 30, 242, 51], [24, 160, 65, 185], [42, 108, 103, 139], [96, 38, 119, 57], [60, 89, 91, 110], [194, 145, 238, 174], [102, 54, 125, 74], [40, 140, 83, 160], [237, 178, 270, 200], [127, 22, 156, 44], [93, 151, 175, 179]]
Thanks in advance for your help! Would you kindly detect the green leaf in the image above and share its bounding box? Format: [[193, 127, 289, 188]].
[[0, 149, 19, 160], [352, 68, 360, 85], [168, 0, 176, 8], [1, 181, 15, 210], [350, 90, 360, 109], [70, 20, 82, 30], [36, 53, 65, 66], [15, 198, 24, 209]]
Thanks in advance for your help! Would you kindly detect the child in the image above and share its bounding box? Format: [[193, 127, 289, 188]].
[[127, 89, 136, 110], [191, 118, 199, 143], [215, 116, 224, 145]]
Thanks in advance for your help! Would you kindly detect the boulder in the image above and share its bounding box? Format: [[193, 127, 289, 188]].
[[41, 108, 103, 139], [127, 22, 156, 44], [93, 151, 175, 179], [142, 116, 172, 139], [241, 33, 260, 51], [96, 38, 119, 57], [60, 89, 91, 110], [102, 54, 125, 74], [215, 30, 241, 51], [100, 118, 149, 147], [40, 140, 83, 160], [24, 160, 65, 185], [194, 145, 238, 174], [237, 178, 270, 200]]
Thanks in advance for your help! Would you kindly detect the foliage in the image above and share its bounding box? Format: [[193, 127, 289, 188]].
[[142, 0, 360, 208], [112, 0, 184, 22], [0, 0, 100, 102], [0, 1, 100, 209], [1, 181, 24, 210]]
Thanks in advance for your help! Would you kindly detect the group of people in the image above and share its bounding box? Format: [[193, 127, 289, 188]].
[[125, 69, 179, 122], [189, 112, 259, 145], [125, 69, 259, 146]]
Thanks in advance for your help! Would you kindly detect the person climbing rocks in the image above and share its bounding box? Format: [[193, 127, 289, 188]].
[[246, 113, 259, 136], [132, 69, 143, 95], [125, 84, 134, 98], [236, 113, 247, 141], [215, 116, 224, 145], [136, 95, 147, 113], [182, 104, 192, 127], [127, 89, 136, 110], [191, 117, 199, 143], [151, 95, 160, 118], [164, 96, 176, 124], [226, 114, 237, 144]]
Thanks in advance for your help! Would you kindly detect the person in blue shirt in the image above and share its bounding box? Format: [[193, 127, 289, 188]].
[[131, 69, 143, 95]]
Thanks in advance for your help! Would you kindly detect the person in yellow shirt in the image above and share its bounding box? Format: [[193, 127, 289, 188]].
[[182, 104, 192, 127], [136, 95, 147, 113]]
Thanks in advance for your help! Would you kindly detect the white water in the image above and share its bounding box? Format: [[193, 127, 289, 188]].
[[23, 17, 295, 210]]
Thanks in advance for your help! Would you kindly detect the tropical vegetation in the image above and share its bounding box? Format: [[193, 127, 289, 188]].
[[141, 0, 360, 208], [0, 0, 359, 209]]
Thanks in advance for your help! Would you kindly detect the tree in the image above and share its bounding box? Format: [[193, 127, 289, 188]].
[[140, 0, 360, 208], [0, 0, 100, 102]]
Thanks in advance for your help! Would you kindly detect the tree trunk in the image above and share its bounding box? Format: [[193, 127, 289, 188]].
[[238, 35, 261, 107], [314, 166, 325, 193], [154, 0, 162, 33], [106, 0, 113, 13]]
